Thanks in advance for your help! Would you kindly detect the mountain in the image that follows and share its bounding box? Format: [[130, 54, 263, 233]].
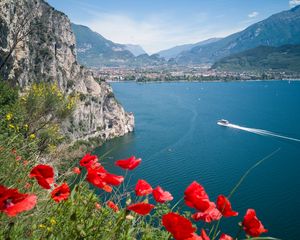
[[71, 23, 135, 67], [0, 0, 134, 141], [125, 44, 147, 56], [176, 5, 300, 65], [72, 23, 164, 67], [157, 38, 221, 60], [212, 44, 300, 72]]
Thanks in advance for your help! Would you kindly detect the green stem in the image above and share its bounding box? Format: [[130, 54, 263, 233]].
[[235, 224, 243, 240], [212, 148, 281, 240]]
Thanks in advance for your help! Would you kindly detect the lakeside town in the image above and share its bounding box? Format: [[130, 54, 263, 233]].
[[92, 66, 300, 82]]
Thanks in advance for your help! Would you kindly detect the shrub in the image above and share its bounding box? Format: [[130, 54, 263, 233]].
[[0, 82, 76, 153], [0, 81, 18, 106]]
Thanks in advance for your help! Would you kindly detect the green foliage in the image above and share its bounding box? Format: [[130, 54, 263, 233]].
[[212, 44, 300, 73], [0, 82, 76, 153], [0, 81, 18, 106], [0, 133, 171, 239]]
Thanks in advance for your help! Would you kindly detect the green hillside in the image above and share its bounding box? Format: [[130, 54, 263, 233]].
[[212, 44, 300, 72]]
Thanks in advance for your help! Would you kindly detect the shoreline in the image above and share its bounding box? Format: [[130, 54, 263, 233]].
[[107, 79, 300, 84]]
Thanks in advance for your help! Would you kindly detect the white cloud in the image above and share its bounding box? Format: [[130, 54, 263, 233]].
[[79, 11, 243, 54], [289, 0, 300, 7], [248, 11, 259, 18]]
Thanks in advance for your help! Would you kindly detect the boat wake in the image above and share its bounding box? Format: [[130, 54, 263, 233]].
[[225, 123, 300, 142]]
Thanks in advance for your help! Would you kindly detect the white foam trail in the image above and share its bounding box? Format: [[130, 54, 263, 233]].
[[226, 123, 300, 142]]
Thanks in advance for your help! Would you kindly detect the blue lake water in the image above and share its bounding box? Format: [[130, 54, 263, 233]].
[[95, 81, 300, 239]]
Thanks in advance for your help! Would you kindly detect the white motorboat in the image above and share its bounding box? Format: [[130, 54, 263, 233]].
[[217, 119, 230, 126]]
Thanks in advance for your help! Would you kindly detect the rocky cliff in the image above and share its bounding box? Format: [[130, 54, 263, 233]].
[[0, 0, 134, 141]]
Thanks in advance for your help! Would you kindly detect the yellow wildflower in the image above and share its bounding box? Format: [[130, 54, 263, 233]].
[[29, 134, 36, 139], [50, 218, 57, 225], [8, 124, 15, 129], [39, 224, 46, 229], [6, 113, 13, 121], [51, 84, 58, 92]]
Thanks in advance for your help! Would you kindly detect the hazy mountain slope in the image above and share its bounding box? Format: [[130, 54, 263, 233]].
[[125, 44, 146, 56], [176, 5, 300, 64], [212, 44, 300, 72], [157, 38, 221, 60], [72, 24, 165, 67], [72, 23, 135, 67]]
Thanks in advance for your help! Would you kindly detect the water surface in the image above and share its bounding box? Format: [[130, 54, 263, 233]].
[[95, 81, 300, 239]]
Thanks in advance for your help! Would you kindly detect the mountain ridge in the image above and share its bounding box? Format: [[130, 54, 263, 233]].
[[72, 23, 165, 68], [175, 5, 300, 65], [157, 38, 221, 60], [72, 23, 135, 68], [125, 44, 147, 56]]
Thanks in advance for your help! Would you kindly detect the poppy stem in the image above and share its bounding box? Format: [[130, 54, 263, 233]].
[[227, 148, 280, 200], [235, 224, 243, 240], [212, 148, 280, 240]]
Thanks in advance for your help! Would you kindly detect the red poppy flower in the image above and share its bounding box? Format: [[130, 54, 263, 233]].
[[0, 185, 37, 217], [220, 234, 233, 240], [185, 233, 203, 240], [153, 186, 173, 203], [29, 164, 54, 189], [242, 209, 268, 237], [79, 153, 98, 168], [200, 229, 210, 240], [135, 179, 153, 196], [184, 181, 215, 212], [86, 167, 111, 192], [127, 202, 154, 215], [162, 212, 196, 240], [72, 167, 81, 175], [216, 195, 238, 217], [107, 200, 119, 212], [86, 166, 123, 192], [192, 206, 222, 223], [91, 162, 102, 169], [115, 156, 141, 170], [51, 183, 70, 203], [102, 173, 124, 186], [95, 203, 101, 210], [186, 231, 210, 240]]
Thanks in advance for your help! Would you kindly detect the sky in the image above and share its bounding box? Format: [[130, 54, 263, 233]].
[[47, 0, 300, 54]]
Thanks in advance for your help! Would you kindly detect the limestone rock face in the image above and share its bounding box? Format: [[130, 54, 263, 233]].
[[0, 0, 134, 141]]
